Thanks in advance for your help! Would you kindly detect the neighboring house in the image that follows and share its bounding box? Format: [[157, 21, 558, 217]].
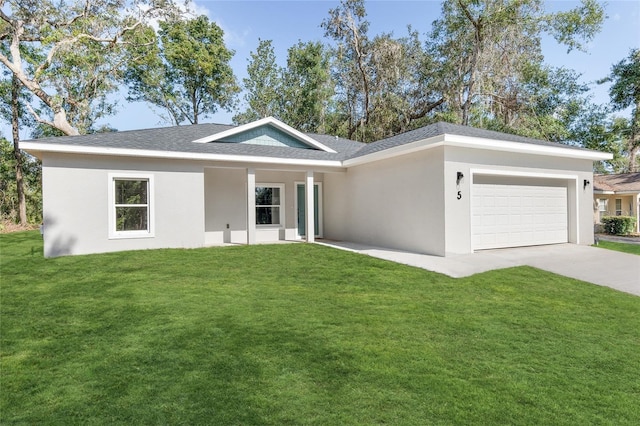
[[22, 117, 611, 258], [594, 172, 640, 233]]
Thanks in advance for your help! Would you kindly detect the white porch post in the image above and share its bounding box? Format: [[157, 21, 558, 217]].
[[247, 168, 256, 245], [305, 170, 315, 243]]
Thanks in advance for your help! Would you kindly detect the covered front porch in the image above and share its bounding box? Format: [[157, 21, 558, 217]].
[[203, 166, 331, 246]]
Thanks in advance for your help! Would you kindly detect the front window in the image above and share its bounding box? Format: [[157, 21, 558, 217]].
[[115, 179, 149, 231], [615, 199, 622, 216], [256, 185, 283, 226], [109, 174, 154, 238]]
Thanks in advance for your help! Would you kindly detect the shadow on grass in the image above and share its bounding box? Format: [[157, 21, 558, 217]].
[[6, 306, 359, 424]]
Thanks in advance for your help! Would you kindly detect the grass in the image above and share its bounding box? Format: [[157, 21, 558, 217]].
[[2, 231, 639, 425], [596, 240, 640, 256]]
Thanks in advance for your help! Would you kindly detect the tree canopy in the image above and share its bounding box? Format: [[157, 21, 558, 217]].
[[600, 49, 640, 172], [234, 39, 334, 133], [321, 0, 444, 141], [0, 0, 183, 135], [1, 0, 635, 182], [233, 39, 281, 125], [126, 15, 239, 126], [428, 0, 604, 137]]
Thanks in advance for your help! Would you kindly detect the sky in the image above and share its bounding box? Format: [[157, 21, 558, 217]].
[[26, 1, 640, 134]]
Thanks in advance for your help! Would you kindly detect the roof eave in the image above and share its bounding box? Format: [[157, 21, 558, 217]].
[[343, 133, 612, 167], [443, 134, 613, 161], [342, 135, 446, 167], [594, 190, 640, 195], [22, 131, 614, 170], [19, 142, 345, 169]]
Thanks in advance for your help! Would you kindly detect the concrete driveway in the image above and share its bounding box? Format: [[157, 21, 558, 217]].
[[319, 241, 640, 296], [481, 244, 640, 296]]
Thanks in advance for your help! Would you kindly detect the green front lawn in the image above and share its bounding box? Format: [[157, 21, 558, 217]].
[[596, 240, 640, 255], [2, 231, 639, 425]]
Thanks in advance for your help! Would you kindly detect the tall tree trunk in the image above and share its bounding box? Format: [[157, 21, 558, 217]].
[[457, 0, 483, 127], [192, 90, 198, 124], [629, 128, 639, 173], [11, 75, 27, 226]]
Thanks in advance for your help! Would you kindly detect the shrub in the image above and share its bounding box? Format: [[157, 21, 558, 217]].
[[601, 216, 636, 235]]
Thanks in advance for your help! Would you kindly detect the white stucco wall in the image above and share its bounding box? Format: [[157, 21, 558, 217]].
[[204, 168, 247, 244], [38, 143, 601, 258], [326, 145, 596, 256], [443, 146, 595, 254], [42, 153, 205, 257], [325, 147, 446, 256]]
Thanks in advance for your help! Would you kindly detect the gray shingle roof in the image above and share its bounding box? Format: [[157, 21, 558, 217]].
[[25, 121, 594, 162], [27, 123, 366, 161], [348, 122, 591, 159]]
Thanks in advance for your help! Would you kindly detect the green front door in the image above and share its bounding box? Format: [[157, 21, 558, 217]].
[[297, 183, 320, 237]]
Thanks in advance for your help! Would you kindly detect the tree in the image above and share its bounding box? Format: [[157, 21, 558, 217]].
[[428, 0, 605, 135], [605, 117, 638, 173], [0, 66, 34, 225], [0, 135, 41, 225], [41, 32, 119, 134], [600, 49, 640, 172], [234, 40, 333, 133], [126, 15, 239, 126], [486, 64, 592, 142], [0, 0, 181, 136], [322, 0, 443, 142], [280, 41, 333, 133], [321, 0, 370, 140], [363, 30, 444, 138], [233, 39, 282, 124], [9, 74, 25, 224], [565, 104, 629, 173]]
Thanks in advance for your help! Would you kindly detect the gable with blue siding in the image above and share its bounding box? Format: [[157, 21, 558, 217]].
[[220, 125, 312, 149]]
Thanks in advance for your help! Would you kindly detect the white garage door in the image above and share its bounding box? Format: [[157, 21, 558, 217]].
[[472, 183, 568, 250]]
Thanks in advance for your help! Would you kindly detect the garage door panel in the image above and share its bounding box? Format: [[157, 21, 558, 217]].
[[473, 183, 568, 250]]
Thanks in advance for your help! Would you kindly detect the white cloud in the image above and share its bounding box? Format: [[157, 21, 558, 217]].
[[218, 20, 251, 49], [184, 0, 212, 19], [181, 1, 250, 48]]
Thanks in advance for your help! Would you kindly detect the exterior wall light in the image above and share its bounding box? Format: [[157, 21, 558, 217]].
[[457, 172, 464, 185], [583, 179, 590, 189]]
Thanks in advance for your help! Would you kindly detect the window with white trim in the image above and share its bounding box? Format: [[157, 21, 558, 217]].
[[109, 174, 154, 238], [598, 199, 607, 212], [255, 184, 283, 226], [615, 198, 622, 216], [598, 199, 607, 222]]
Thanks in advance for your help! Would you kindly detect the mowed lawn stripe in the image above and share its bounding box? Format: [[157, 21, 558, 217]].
[[2, 231, 639, 425], [596, 240, 640, 255]]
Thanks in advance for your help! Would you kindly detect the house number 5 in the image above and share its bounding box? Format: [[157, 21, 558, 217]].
[[457, 191, 462, 200]]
